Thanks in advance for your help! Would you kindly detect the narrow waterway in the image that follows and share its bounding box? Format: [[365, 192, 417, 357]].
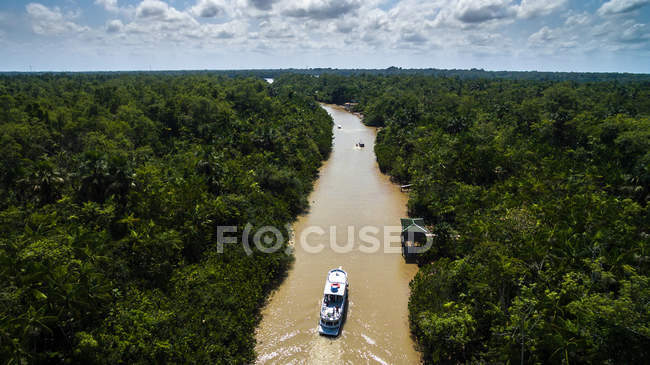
[[255, 105, 420, 364]]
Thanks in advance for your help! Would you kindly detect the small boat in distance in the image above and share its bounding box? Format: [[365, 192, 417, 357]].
[[356, 140, 365, 148], [337, 124, 342, 129], [318, 267, 348, 336]]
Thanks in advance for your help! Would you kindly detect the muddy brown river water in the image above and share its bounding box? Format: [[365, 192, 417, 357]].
[[255, 105, 420, 364]]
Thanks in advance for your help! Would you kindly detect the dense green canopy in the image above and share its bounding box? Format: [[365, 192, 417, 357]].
[[3, 69, 649, 364], [0, 73, 332, 363], [277, 72, 650, 364]]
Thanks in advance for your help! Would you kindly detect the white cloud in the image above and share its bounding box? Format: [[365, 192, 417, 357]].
[[454, 0, 516, 24], [331, 18, 355, 33], [353, 7, 394, 47], [106, 19, 123, 33], [259, 20, 296, 39], [134, 0, 197, 23], [26, 3, 89, 35], [466, 33, 504, 47], [364, 8, 391, 31], [99, 0, 203, 44], [191, 0, 225, 18], [528, 10, 649, 54], [598, 0, 650, 16], [282, 0, 362, 20], [565, 12, 591, 27], [516, 0, 567, 19], [618, 22, 650, 43], [529, 26, 557, 44], [392, 0, 565, 29], [94, 0, 136, 18], [8, 0, 649, 72], [400, 30, 427, 44], [202, 20, 247, 39], [346, 1, 515, 52], [528, 25, 579, 51], [249, 0, 277, 11], [136, 0, 168, 18], [95, 0, 119, 13]]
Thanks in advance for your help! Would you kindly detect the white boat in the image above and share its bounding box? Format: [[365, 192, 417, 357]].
[[337, 124, 342, 129], [318, 267, 348, 336]]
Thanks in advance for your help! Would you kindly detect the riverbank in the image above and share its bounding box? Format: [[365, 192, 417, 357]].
[[255, 104, 420, 364]]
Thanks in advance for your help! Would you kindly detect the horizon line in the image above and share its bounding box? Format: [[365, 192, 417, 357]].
[[0, 67, 649, 75]]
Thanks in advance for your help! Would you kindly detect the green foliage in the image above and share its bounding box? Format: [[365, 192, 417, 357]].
[[293, 74, 650, 363], [0, 73, 332, 363]]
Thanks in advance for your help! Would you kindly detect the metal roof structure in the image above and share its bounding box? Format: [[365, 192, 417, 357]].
[[400, 218, 429, 235]]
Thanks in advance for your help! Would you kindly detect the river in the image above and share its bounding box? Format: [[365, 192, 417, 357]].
[[255, 104, 420, 364]]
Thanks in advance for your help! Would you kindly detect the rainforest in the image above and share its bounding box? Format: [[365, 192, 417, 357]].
[[1, 70, 649, 364], [0, 73, 332, 363], [274, 73, 650, 363]]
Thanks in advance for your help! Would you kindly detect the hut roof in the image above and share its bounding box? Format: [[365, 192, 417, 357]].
[[400, 218, 429, 234]]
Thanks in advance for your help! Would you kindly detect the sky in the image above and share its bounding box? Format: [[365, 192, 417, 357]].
[[0, 0, 649, 72]]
